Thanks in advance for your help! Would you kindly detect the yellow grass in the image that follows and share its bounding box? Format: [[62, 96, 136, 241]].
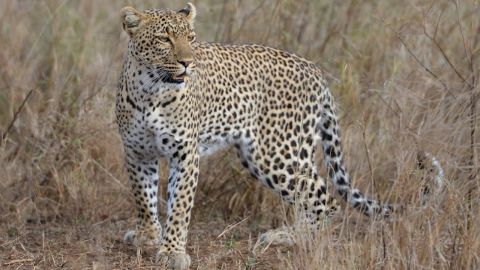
[[0, 0, 479, 269]]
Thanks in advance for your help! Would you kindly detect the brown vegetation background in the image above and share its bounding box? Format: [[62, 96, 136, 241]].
[[0, 0, 479, 269]]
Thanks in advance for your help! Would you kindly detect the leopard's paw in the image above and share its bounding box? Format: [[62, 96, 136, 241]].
[[253, 226, 295, 254], [124, 228, 162, 246], [156, 250, 191, 270]]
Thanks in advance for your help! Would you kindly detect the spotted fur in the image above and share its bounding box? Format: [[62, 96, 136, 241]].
[[116, 3, 393, 269]]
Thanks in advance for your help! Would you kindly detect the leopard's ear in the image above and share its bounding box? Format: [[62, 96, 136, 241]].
[[178, 3, 196, 24], [120, 6, 145, 37]]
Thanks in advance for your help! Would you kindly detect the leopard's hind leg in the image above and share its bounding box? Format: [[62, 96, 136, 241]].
[[236, 131, 339, 250]]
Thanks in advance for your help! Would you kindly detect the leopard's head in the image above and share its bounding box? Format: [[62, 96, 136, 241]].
[[120, 3, 197, 84]]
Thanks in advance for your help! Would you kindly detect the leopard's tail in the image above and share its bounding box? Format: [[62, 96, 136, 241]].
[[317, 89, 395, 217]]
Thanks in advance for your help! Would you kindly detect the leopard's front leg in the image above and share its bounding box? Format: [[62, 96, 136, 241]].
[[124, 156, 162, 246], [157, 141, 199, 270]]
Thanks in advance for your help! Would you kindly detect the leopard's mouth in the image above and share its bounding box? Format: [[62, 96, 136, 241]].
[[172, 72, 187, 83], [159, 71, 188, 84]]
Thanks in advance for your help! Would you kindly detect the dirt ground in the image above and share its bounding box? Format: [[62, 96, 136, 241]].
[[1, 218, 291, 269]]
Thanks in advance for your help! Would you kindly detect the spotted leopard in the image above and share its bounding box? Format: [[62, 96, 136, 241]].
[[116, 3, 393, 269]]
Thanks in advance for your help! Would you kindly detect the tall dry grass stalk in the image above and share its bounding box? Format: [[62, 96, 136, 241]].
[[0, 0, 479, 269]]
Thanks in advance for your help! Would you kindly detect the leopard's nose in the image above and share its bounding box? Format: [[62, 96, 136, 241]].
[[178, 60, 193, 68]]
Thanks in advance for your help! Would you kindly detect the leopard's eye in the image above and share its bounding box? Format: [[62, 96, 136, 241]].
[[154, 34, 171, 44], [188, 35, 196, 42]]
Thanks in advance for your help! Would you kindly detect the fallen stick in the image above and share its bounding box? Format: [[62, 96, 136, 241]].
[[3, 258, 34, 265]]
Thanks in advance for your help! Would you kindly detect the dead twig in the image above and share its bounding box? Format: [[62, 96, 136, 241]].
[[396, 35, 455, 99], [454, 0, 479, 217], [3, 258, 34, 266], [217, 216, 249, 239], [361, 116, 375, 195], [422, 20, 472, 89], [1, 89, 34, 145]]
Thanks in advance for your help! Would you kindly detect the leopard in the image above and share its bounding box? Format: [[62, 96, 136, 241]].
[[116, 3, 394, 269]]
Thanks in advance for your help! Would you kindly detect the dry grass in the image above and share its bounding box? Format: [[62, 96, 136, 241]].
[[1, 0, 479, 269]]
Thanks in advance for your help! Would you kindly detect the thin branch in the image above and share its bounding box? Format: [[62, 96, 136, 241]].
[[433, 4, 446, 40], [397, 34, 456, 99], [452, 0, 479, 216], [214, 0, 229, 42], [1, 89, 34, 145], [361, 117, 375, 194], [381, 225, 387, 263], [454, 0, 474, 86], [233, 0, 268, 38], [261, 0, 282, 44], [422, 21, 472, 89]]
